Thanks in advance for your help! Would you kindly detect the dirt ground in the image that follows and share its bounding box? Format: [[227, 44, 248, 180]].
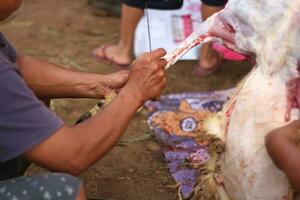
[[0, 0, 252, 199]]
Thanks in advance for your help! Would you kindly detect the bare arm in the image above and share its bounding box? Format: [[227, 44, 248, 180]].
[[25, 90, 141, 175], [265, 120, 300, 192], [17, 54, 128, 99], [24, 49, 167, 175]]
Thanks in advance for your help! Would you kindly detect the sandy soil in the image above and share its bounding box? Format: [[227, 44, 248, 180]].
[[0, 0, 252, 199]]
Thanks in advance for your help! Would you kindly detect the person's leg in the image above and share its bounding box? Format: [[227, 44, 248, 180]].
[[201, 2, 224, 20], [93, 3, 144, 66], [197, 1, 225, 74]]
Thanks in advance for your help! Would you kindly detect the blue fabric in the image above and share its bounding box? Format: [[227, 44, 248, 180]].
[[0, 173, 82, 200], [0, 33, 63, 162]]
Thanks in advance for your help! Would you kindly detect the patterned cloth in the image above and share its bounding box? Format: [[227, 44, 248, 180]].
[[146, 89, 233, 198], [0, 173, 82, 200]]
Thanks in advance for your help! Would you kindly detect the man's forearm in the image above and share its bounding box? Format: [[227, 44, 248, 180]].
[[25, 90, 142, 175], [67, 89, 142, 172], [17, 55, 104, 99]]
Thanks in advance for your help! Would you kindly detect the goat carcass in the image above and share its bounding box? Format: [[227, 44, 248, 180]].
[[165, 0, 300, 199]]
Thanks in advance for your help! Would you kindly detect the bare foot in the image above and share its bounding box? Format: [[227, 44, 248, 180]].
[[93, 43, 132, 66]]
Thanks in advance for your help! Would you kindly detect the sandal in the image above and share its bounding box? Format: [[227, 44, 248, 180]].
[[195, 65, 218, 76], [92, 44, 131, 69]]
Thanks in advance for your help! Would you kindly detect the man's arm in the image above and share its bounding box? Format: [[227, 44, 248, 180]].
[[24, 49, 167, 175], [265, 120, 300, 192], [17, 54, 128, 99]]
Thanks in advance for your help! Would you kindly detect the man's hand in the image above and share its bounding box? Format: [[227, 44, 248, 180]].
[[95, 70, 129, 97], [121, 48, 167, 105]]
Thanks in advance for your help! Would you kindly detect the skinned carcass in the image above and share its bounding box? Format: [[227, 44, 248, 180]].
[[165, 0, 300, 199]]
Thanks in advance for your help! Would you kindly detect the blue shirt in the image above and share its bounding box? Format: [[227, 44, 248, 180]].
[[0, 33, 63, 162]]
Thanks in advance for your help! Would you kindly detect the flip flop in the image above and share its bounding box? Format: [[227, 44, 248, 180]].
[[195, 59, 222, 76], [92, 44, 131, 69]]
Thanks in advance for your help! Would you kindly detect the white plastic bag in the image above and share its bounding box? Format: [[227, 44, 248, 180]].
[[134, 0, 202, 60]]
